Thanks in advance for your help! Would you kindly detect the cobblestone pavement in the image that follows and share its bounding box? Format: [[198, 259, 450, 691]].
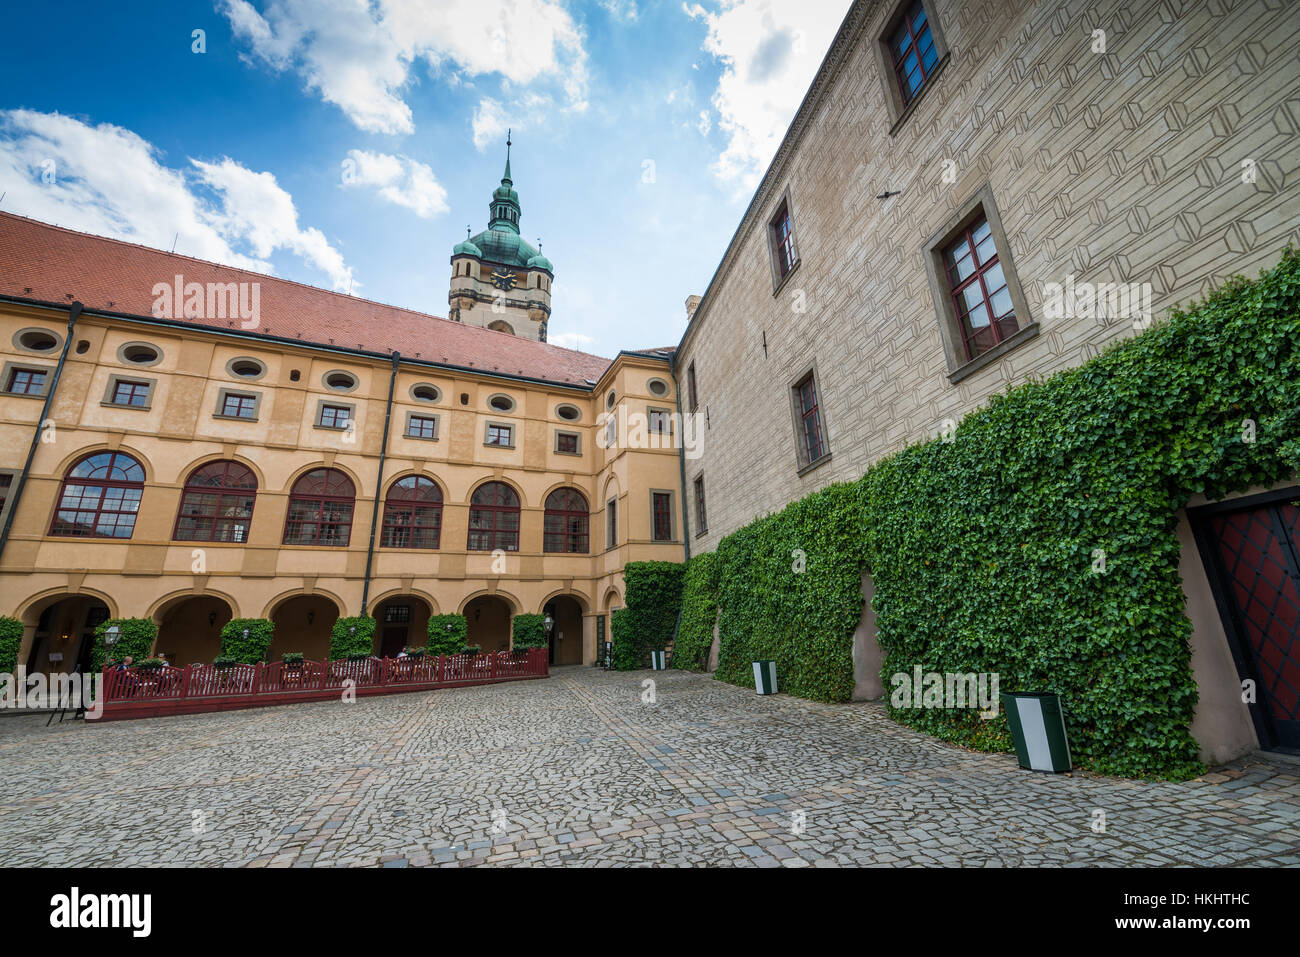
[[1, 667, 1297, 867]]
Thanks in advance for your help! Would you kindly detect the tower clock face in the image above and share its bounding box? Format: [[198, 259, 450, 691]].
[[490, 267, 518, 291]]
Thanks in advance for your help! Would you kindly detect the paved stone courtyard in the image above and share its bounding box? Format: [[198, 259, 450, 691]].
[[1, 667, 1297, 867]]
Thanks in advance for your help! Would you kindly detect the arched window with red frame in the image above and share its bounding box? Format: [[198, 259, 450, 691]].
[[543, 488, 588, 553], [468, 481, 520, 551], [173, 460, 257, 543], [282, 468, 355, 546], [50, 451, 146, 539], [381, 475, 442, 549]]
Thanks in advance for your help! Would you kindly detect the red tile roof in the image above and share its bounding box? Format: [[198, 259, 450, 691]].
[[0, 211, 612, 387]]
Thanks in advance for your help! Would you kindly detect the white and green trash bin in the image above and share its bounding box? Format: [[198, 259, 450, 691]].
[[1000, 691, 1072, 772], [752, 660, 778, 695], [650, 650, 667, 670]]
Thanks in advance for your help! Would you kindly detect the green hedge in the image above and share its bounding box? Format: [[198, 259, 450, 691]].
[[612, 561, 687, 669], [710, 249, 1300, 780], [220, 618, 274, 664], [331, 616, 376, 658], [426, 615, 468, 655], [609, 608, 634, 668], [92, 618, 157, 670], [673, 553, 720, 670], [512, 613, 547, 649], [0, 616, 21, 675]]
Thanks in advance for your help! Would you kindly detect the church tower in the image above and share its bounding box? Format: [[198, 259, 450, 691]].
[[448, 133, 554, 342]]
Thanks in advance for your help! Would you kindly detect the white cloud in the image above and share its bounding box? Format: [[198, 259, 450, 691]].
[[599, 0, 639, 21], [686, 0, 852, 188], [220, 0, 589, 136], [697, 109, 712, 135], [341, 149, 448, 218], [0, 109, 355, 290]]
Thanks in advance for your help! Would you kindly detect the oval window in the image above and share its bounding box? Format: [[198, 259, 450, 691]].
[[324, 370, 358, 391], [647, 378, 669, 397], [228, 357, 266, 379], [15, 328, 60, 353], [606, 390, 616, 409], [411, 383, 441, 403], [120, 342, 161, 365], [488, 394, 516, 413], [556, 404, 581, 422]]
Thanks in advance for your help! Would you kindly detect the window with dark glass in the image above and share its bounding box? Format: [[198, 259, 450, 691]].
[[652, 492, 673, 542], [770, 201, 797, 278], [606, 498, 618, 549], [0, 474, 12, 522], [173, 460, 257, 543], [687, 362, 699, 412], [111, 379, 150, 407], [49, 451, 146, 539], [556, 432, 579, 454], [467, 481, 520, 551], [694, 475, 708, 534], [795, 373, 826, 464], [891, 0, 938, 104], [381, 475, 442, 549], [543, 487, 589, 553], [486, 423, 513, 447], [943, 215, 1018, 361], [282, 468, 355, 546], [221, 392, 257, 419], [319, 404, 351, 429], [5, 368, 46, 395], [407, 415, 438, 439]]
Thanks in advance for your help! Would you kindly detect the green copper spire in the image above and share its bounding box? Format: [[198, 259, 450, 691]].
[[489, 131, 520, 234]]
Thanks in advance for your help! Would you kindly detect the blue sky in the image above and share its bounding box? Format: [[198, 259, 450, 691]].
[[0, 0, 852, 357]]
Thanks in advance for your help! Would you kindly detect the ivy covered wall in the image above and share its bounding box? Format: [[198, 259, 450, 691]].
[[675, 252, 1299, 780]]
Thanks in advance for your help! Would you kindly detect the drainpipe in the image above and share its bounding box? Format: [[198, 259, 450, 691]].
[[360, 351, 400, 617], [669, 352, 691, 561], [0, 301, 81, 564]]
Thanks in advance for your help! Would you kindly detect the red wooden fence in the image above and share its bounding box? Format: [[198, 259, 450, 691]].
[[89, 648, 549, 722]]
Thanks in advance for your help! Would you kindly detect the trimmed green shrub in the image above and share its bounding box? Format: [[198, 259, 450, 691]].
[[461, 644, 481, 656], [673, 553, 721, 670], [213, 657, 240, 669], [426, 614, 468, 656], [610, 608, 634, 669], [137, 657, 168, 670], [220, 618, 274, 664], [403, 646, 427, 658], [612, 561, 686, 669], [92, 618, 156, 670], [282, 652, 304, 665], [710, 249, 1300, 780], [331, 616, 375, 659], [0, 616, 22, 675], [512, 613, 547, 650]]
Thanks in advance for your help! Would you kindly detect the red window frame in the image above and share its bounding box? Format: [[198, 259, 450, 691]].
[[319, 404, 351, 429], [172, 460, 257, 543], [221, 392, 257, 418], [6, 368, 46, 395], [381, 475, 442, 549], [943, 215, 1018, 361], [890, 0, 939, 104], [771, 202, 797, 277], [796, 374, 825, 464], [407, 415, 437, 439], [543, 488, 589, 553], [111, 380, 150, 407], [282, 468, 355, 546], [556, 432, 579, 454], [486, 424, 512, 446], [694, 475, 707, 533], [468, 481, 520, 551], [49, 451, 145, 539], [652, 492, 673, 542]]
